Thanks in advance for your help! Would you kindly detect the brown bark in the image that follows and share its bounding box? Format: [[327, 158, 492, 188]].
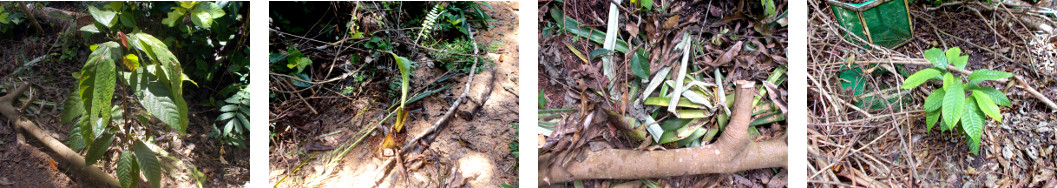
[[18, 2, 43, 33], [539, 80, 788, 185], [1, 84, 121, 188]]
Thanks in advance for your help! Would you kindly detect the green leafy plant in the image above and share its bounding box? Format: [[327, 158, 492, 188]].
[[0, 4, 27, 34], [380, 51, 413, 149], [901, 47, 1012, 154], [210, 85, 249, 147], [61, 5, 194, 188]]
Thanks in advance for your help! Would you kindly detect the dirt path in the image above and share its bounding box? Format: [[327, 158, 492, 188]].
[[268, 2, 520, 187]]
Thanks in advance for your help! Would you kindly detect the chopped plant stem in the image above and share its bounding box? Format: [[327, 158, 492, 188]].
[[668, 32, 692, 115]]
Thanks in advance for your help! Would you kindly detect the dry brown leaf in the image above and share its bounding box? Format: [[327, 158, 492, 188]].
[[626, 22, 640, 37], [663, 15, 681, 30], [712, 41, 743, 66]]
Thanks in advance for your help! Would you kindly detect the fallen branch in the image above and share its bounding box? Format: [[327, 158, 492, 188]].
[[538, 80, 787, 184], [1014, 76, 1057, 111], [0, 84, 120, 187]]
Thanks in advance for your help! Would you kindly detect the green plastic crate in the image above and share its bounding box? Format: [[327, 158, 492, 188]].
[[827, 0, 913, 49]]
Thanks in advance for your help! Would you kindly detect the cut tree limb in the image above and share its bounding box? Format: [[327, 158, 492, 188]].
[[0, 84, 121, 187], [539, 80, 787, 184]]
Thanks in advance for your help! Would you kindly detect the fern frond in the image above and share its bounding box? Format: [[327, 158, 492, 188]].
[[415, 3, 444, 43]]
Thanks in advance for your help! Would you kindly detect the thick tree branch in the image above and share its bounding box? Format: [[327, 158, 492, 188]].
[[1, 84, 121, 187], [539, 80, 787, 185]]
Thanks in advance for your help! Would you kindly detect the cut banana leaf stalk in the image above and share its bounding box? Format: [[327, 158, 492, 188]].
[[675, 109, 710, 119], [644, 97, 704, 109], [676, 127, 709, 146], [753, 67, 786, 107], [667, 32, 693, 115], [750, 111, 785, 127], [600, 0, 621, 84], [642, 115, 663, 143], [606, 110, 647, 141], [549, 7, 630, 53], [639, 66, 672, 102]]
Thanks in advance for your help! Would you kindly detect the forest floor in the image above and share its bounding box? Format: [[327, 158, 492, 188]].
[[808, 0, 1057, 187], [268, 1, 520, 187], [0, 5, 249, 187]]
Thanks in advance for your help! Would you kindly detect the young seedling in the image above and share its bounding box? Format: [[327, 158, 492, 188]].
[[901, 47, 1012, 154]]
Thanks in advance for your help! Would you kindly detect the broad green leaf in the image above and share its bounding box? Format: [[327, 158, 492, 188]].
[[220, 104, 239, 112], [119, 12, 136, 28], [60, 90, 84, 124], [80, 24, 100, 33], [223, 118, 234, 134], [134, 141, 161, 188], [941, 73, 964, 128], [926, 110, 939, 131], [924, 88, 945, 112], [923, 48, 947, 69], [389, 52, 413, 109], [946, 47, 968, 70], [961, 97, 985, 155], [118, 65, 188, 133], [972, 87, 1010, 106], [179, 1, 198, 9], [78, 117, 94, 148], [85, 133, 114, 165], [538, 90, 546, 108], [161, 7, 187, 27], [761, 0, 776, 16], [631, 51, 650, 80], [105, 1, 123, 11], [972, 91, 1002, 122], [87, 6, 117, 28], [117, 150, 139, 188], [190, 2, 225, 28], [901, 68, 942, 89], [80, 42, 120, 139], [641, 0, 653, 10], [67, 123, 86, 150], [128, 34, 187, 130], [217, 112, 235, 121], [122, 54, 139, 71], [235, 113, 249, 132], [967, 69, 1013, 86]]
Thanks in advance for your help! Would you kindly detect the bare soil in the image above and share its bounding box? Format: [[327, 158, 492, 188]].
[[268, 1, 520, 187]]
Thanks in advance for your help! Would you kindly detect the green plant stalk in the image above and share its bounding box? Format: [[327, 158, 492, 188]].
[[668, 32, 692, 115], [753, 67, 785, 107], [601, 0, 622, 87]]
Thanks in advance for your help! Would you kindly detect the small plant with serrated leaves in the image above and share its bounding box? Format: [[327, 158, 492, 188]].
[[61, 4, 195, 188], [901, 47, 1012, 154]]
